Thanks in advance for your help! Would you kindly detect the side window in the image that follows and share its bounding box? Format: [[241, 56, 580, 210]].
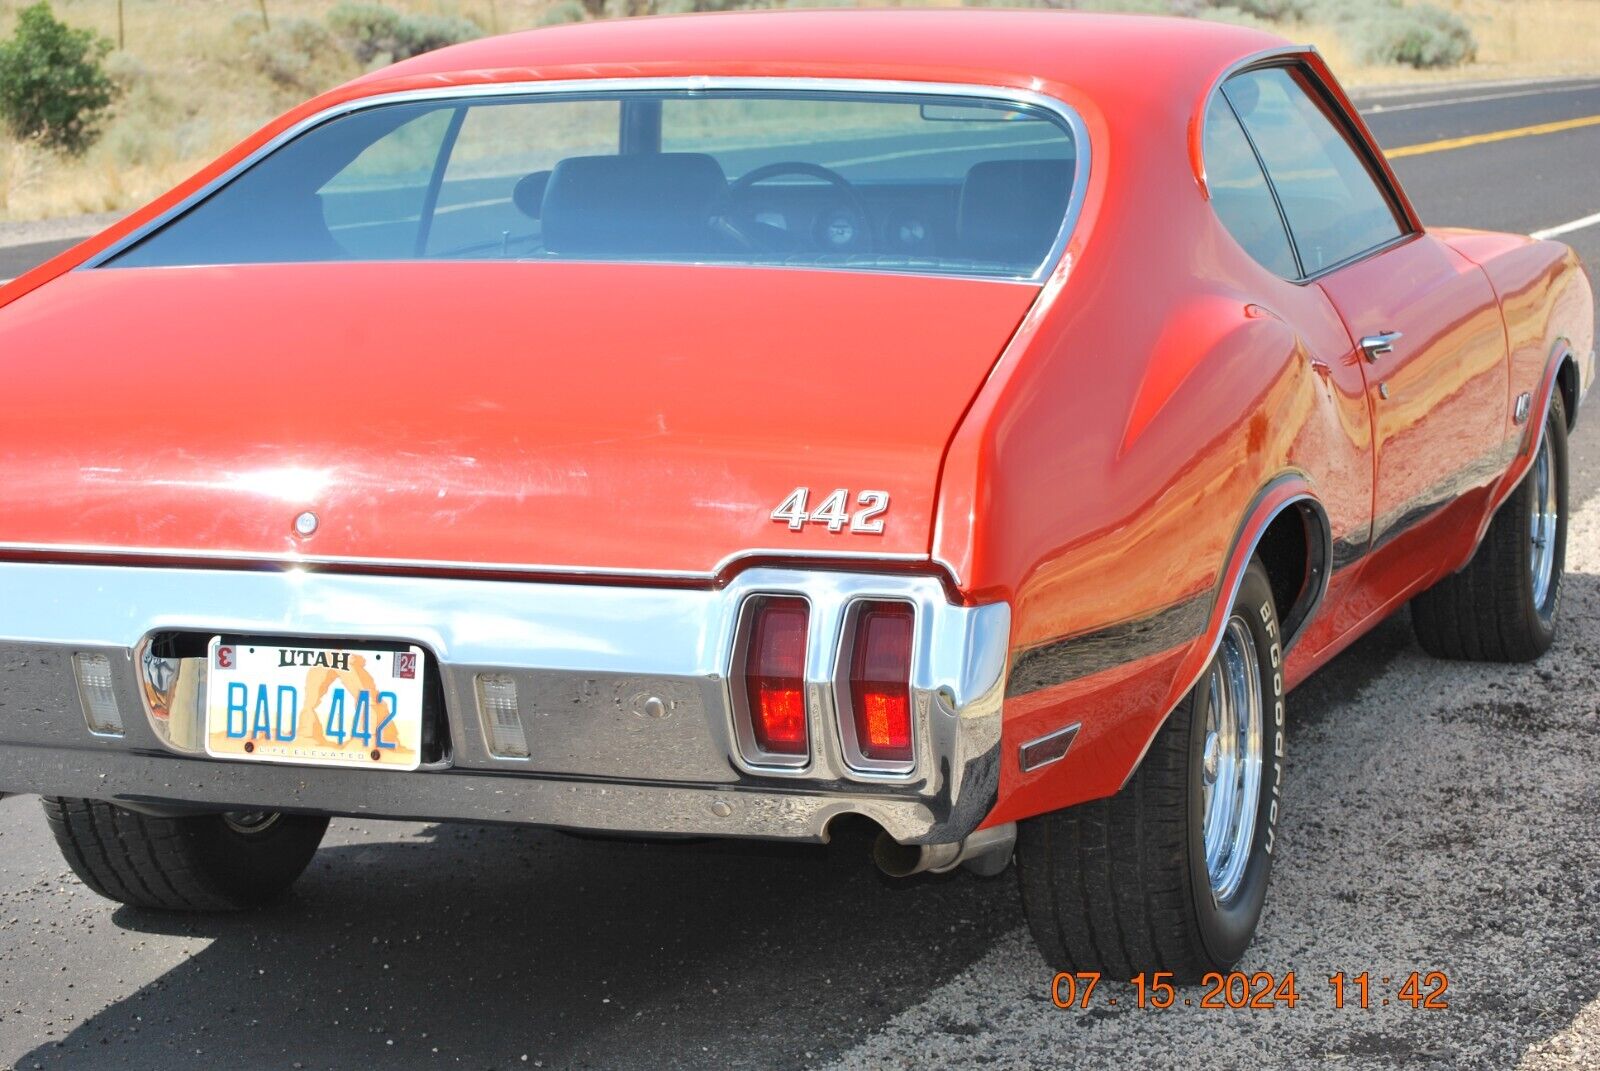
[[1225, 66, 1406, 275], [318, 108, 457, 258], [1202, 100, 1298, 279]]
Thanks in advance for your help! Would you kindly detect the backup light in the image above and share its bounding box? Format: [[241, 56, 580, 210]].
[[848, 603, 914, 763], [475, 673, 529, 759], [72, 653, 124, 736], [743, 597, 809, 757]]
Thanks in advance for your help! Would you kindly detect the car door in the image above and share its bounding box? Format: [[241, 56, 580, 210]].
[[1226, 65, 1507, 585]]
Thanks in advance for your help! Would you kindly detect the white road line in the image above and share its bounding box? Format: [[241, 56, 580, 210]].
[[1532, 210, 1600, 240], [1365, 82, 1600, 114]]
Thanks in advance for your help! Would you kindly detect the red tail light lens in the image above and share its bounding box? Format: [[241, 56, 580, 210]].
[[744, 597, 809, 756], [849, 603, 914, 763]]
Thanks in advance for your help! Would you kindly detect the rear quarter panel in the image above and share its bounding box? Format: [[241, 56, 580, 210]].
[[936, 73, 1371, 824]]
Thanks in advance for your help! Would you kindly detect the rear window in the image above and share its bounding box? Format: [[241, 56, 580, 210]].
[[105, 89, 1080, 280]]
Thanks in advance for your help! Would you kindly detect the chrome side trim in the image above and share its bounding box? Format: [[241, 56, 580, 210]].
[[1115, 481, 1328, 791], [82, 76, 1093, 287], [0, 540, 930, 583]]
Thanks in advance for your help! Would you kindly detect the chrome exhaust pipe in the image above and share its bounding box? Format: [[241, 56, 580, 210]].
[[873, 822, 1016, 878]]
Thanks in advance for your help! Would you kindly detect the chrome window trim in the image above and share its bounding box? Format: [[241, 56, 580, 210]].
[[83, 76, 1093, 286]]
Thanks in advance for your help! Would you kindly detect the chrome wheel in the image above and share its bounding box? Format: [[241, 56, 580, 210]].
[[1530, 433, 1559, 610], [1200, 615, 1263, 905]]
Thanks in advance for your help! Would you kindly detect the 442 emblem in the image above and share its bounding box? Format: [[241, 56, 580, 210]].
[[770, 487, 889, 534]]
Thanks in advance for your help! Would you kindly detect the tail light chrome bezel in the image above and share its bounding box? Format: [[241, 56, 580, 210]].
[[728, 593, 815, 770], [832, 598, 919, 775], [721, 570, 1007, 786]]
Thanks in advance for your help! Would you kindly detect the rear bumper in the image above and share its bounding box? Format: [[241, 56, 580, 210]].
[[0, 561, 1008, 845]]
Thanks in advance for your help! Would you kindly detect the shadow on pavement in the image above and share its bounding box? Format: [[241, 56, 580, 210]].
[[14, 817, 1022, 1070]]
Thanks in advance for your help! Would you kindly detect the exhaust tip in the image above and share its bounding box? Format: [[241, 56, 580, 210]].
[[873, 832, 926, 878]]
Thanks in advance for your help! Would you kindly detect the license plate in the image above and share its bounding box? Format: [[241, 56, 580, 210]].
[[204, 638, 426, 771]]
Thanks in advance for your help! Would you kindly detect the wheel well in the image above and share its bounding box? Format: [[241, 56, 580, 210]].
[[1252, 500, 1329, 646], [1557, 354, 1579, 430]]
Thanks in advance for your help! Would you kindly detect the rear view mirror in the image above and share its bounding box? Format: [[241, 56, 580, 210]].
[[919, 102, 1048, 123]]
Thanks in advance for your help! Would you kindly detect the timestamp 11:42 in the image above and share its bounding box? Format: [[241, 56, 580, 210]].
[[1329, 971, 1449, 1009]]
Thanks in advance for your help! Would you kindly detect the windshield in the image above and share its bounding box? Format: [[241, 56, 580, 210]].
[[103, 88, 1079, 280]]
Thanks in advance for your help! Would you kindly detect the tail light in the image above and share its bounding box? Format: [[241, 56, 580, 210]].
[[742, 597, 809, 759], [847, 602, 914, 764]]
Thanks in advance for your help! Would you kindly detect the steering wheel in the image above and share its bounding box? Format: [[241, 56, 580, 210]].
[[717, 161, 875, 255]]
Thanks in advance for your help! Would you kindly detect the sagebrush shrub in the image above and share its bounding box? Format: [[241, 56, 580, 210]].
[[0, 2, 118, 154], [327, 3, 482, 65], [537, 0, 588, 25], [1348, 3, 1477, 68], [246, 18, 350, 91]]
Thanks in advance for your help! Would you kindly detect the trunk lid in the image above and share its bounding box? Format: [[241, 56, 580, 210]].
[[0, 261, 1036, 577]]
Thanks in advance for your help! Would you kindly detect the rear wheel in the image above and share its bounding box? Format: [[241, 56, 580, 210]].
[[1016, 559, 1286, 980], [42, 796, 328, 911], [1411, 391, 1568, 662]]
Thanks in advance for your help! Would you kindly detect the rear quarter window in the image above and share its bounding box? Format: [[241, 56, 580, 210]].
[[1201, 99, 1299, 279], [1223, 66, 1406, 276]]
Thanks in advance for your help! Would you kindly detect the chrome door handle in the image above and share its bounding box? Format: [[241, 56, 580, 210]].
[[1359, 330, 1402, 362]]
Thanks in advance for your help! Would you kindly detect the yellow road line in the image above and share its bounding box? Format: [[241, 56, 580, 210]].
[[1387, 113, 1600, 158]]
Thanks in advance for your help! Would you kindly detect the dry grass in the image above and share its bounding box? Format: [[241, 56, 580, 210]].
[[0, 0, 1596, 221], [0, 0, 529, 220], [1302, 0, 1600, 88]]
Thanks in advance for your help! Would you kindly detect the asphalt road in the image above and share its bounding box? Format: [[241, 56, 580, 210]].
[[2, 78, 1599, 1071]]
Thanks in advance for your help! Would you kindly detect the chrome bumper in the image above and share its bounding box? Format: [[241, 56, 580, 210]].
[[0, 562, 1008, 844]]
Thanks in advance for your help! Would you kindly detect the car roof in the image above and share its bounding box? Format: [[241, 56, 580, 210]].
[[353, 10, 1292, 106]]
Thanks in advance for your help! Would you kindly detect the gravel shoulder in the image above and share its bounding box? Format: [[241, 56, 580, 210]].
[[822, 494, 1600, 1071]]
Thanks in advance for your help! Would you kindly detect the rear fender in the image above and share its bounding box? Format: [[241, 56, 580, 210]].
[[1479, 338, 1588, 544], [981, 474, 1330, 826], [1116, 474, 1330, 790]]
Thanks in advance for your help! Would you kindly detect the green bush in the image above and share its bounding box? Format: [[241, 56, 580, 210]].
[[537, 0, 588, 25], [327, 3, 482, 65], [0, 2, 118, 154], [1314, 0, 1476, 68], [1348, 3, 1476, 68], [1223, 0, 1310, 20]]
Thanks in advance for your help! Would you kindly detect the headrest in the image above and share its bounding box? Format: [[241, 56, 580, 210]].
[[513, 171, 551, 220], [541, 152, 728, 257], [957, 159, 1074, 268]]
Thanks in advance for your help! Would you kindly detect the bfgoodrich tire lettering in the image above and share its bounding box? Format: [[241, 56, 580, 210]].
[[42, 796, 329, 911], [1016, 559, 1285, 981]]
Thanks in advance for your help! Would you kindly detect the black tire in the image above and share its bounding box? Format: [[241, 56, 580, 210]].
[[41, 796, 328, 911], [1016, 559, 1286, 981], [1411, 392, 1568, 662]]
